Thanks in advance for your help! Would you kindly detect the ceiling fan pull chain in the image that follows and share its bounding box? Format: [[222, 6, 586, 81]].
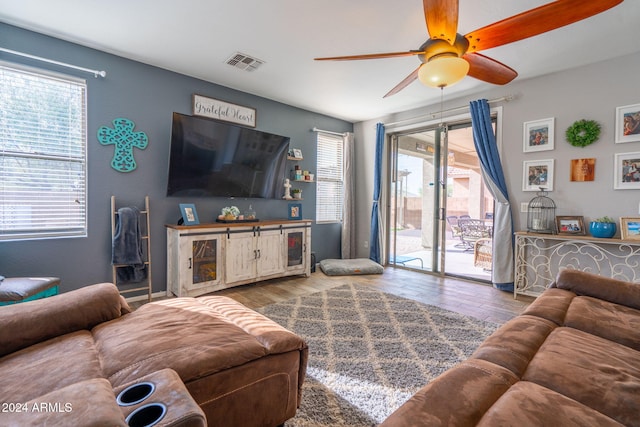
[[439, 86, 444, 126]]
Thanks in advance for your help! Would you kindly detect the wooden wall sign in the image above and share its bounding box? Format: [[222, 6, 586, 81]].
[[192, 94, 256, 127]]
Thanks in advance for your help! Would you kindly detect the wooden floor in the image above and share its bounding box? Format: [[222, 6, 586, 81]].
[[206, 267, 535, 324]]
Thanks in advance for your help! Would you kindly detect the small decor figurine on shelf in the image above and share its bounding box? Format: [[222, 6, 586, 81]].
[[589, 216, 616, 238], [284, 178, 292, 199]]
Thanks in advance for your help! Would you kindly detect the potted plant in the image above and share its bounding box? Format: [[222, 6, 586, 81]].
[[589, 216, 616, 238], [221, 206, 240, 220], [292, 188, 302, 199]]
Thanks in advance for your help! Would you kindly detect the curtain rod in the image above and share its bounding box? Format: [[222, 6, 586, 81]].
[[384, 94, 514, 127], [0, 47, 107, 78], [311, 127, 347, 137]]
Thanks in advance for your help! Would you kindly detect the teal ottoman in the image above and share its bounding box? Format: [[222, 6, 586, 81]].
[[0, 277, 60, 306]]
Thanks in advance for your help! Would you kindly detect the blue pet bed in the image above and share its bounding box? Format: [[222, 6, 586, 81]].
[[319, 258, 384, 276]]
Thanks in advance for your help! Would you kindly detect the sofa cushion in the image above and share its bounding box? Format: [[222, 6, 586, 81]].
[[0, 331, 103, 403], [470, 315, 556, 378], [522, 327, 640, 426], [477, 381, 622, 427], [93, 297, 306, 387], [564, 295, 640, 351], [520, 287, 575, 326]]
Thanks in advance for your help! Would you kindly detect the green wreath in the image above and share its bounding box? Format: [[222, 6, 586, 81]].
[[565, 119, 600, 147]]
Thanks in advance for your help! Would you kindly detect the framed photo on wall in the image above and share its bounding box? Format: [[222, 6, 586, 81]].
[[179, 203, 200, 225], [288, 203, 302, 220], [522, 159, 554, 191], [556, 216, 586, 236], [615, 103, 640, 144], [523, 118, 554, 153], [613, 152, 640, 190], [620, 217, 640, 240]]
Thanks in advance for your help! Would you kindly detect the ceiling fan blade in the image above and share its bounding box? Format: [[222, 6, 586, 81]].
[[465, 0, 623, 53], [423, 0, 459, 44], [463, 53, 517, 85], [315, 51, 421, 61], [383, 67, 421, 98]]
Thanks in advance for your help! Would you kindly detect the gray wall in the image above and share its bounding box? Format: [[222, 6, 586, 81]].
[[0, 23, 350, 292], [354, 52, 640, 258]]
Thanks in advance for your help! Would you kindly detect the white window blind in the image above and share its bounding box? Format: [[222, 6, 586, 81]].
[[316, 132, 344, 223], [0, 64, 87, 241]]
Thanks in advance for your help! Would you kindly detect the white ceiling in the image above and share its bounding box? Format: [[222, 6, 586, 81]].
[[0, 1, 638, 123]]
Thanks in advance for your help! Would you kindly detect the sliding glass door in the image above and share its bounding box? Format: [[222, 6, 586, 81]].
[[389, 125, 447, 274], [388, 121, 494, 282]]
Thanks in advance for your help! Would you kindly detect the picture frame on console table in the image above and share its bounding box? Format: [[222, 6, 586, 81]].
[[615, 103, 640, 144], [620, 217, 640, 240], [179, 203, 200, 225], [288, 203, 302, 220], [555, 216, 586, 236], [613, 152, 640, 190]]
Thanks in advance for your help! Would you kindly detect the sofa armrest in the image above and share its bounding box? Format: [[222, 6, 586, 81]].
[[0, 282, 128, 357], [380, 359, 518, 427], [553, 269, 640, 310], [1, 378, 127, 427]]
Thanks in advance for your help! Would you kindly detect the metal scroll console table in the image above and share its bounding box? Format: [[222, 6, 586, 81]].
[[514, 232, 640, 298]]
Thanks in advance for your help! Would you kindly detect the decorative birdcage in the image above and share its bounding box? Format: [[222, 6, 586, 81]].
[[527, 188, 556, 234]]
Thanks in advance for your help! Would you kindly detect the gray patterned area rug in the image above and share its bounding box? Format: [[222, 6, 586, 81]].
[[257, 283, 500, 427]]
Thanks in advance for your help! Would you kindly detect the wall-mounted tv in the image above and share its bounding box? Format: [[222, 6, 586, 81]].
[[166, 112, 290, 198]]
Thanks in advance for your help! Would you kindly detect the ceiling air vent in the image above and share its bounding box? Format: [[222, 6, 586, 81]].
[[225, 52, 265, 72]]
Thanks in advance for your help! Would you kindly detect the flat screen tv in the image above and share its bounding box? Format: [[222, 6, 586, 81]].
[[166, 112, 290, 198]]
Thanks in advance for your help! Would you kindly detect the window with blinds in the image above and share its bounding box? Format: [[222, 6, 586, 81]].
[[0, 63, 87, 241], [316, 132, 344, 223]]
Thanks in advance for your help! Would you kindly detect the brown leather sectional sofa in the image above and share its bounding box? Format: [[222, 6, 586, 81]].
[[0, 283, 308, 426], [381, 269, 640, 426]]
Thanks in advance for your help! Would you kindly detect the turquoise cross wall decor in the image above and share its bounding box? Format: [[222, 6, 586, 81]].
[[97, 118, 149, 172]]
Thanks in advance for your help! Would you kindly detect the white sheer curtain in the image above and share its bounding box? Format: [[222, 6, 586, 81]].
[[341, 132, 356, 258]]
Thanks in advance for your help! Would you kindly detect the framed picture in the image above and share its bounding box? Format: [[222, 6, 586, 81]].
[[556, 216, 586, 236], [523, 118, 554, 153], [288, 203, 302, 220], [613, 152, 640, 190], [179, 203, 200, 225], [291, 148, 303, 159], [192, 94, 256, 127], [522, 159, 554, 191], [570, 158, 595, 182], [620, 217, 640, 240], [615, 103, 640, 144]]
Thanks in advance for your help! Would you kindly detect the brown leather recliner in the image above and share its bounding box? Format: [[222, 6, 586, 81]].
[[0, 282, 308, 426]]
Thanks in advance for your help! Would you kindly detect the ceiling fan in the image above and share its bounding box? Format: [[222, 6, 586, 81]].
[[315, 0, 623, 97]]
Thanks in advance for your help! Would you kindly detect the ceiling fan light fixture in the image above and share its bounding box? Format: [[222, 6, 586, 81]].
[[418, 55, 469, 88]]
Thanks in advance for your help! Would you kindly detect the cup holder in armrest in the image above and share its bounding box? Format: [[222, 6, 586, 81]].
[[116, 382, 155, 406], [125, 403, 167, 427]]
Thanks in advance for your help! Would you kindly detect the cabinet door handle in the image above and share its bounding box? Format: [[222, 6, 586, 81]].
[[257, 249, 261, 259], [188, 257, 192, 269]]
